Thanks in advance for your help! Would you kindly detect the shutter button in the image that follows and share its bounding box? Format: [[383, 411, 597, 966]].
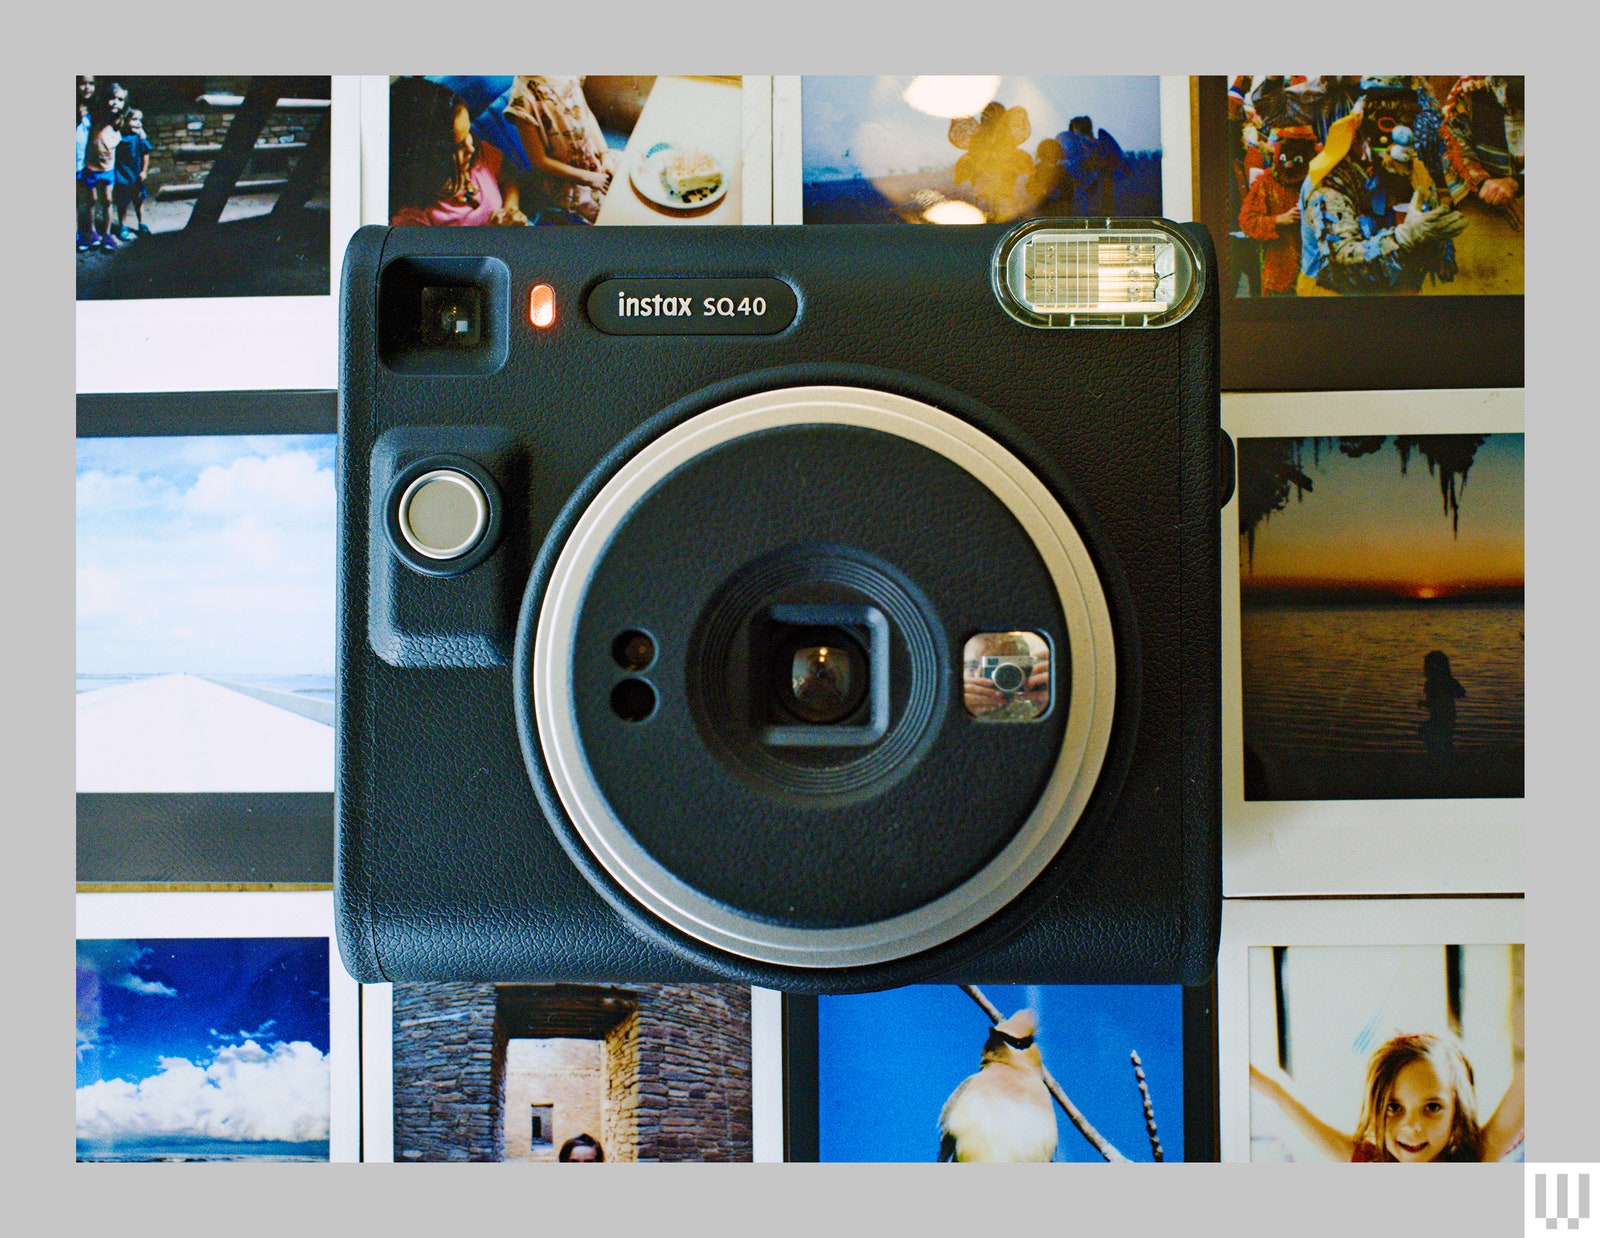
[[396, 469, 489, 560]]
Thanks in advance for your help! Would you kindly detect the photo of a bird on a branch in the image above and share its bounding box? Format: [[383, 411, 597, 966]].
[[938, 985, 1163, 1162], [813, 981, 1184, 1162]]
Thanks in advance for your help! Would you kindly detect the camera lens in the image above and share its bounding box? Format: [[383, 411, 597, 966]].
[[990, 661, 1027, 694], [776, 630, 868, 725]]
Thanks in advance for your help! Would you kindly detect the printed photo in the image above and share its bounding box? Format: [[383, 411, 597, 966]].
[[813, 983, 1184, 1162], [76, 76, 333, 301], [387, 76, 748, 227], [76, 434, 336, 792], [75, 891, 357, 1161], [1221, 76, 1523, 299], [76, 936, 332, 1161], [1236, 430, 1523, 802], [799, 76, 1163, 225], [1248, 942, 1523, 1164], [1216, 897, 1523, 1162], [383, 982, 753, 1162]]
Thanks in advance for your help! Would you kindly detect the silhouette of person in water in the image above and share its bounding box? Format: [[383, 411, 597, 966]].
[[1059, 115, 1130, 215], [1418, 650, 1466, 757]]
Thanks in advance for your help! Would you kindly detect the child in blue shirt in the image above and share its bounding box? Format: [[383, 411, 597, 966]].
[[113, 109, 153, 241]]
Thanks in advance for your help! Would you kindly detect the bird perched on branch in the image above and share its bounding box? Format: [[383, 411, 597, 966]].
[[938, 1008, 1058, 1162]]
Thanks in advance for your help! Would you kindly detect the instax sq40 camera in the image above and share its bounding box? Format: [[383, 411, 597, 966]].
[[336, 219, 1225, 993]]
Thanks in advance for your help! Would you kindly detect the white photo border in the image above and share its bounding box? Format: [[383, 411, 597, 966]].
[[772, 77, 802, 225], [75, 76, 361, 394], [1157, 75, 1193, 221], [750, 986, 785, 1162], [75, 889, 360, 1161], [359, 981, 394, 1161], [1216, 896, 1525, 1163], [1221, 388, 1526, 896]]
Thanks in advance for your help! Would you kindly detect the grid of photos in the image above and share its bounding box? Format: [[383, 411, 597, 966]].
[[73, 75, 1528, 1174]]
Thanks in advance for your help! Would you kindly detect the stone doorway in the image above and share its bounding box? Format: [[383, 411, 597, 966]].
[[391, 981, 751, 1161], [493, 985, 640, 1162]]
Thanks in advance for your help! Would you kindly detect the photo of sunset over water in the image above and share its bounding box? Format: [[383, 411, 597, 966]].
[[1236, 432, 1523, 801]]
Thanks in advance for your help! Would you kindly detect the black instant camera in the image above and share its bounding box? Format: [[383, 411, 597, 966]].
[[336, 220, 1224, 992]]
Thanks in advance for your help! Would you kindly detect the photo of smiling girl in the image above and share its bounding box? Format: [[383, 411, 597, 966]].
[[1242, 939, 1523, 1162], [1250, 1032, 1524, 1162]]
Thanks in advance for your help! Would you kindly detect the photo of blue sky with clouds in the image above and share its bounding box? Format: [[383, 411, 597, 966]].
[[76, 435, 336, 678], [76, 937, 331, 1161], [75, 433, 338, 790]]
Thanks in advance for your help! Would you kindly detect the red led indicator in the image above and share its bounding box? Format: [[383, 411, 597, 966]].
[[529, 284, 556, 328]]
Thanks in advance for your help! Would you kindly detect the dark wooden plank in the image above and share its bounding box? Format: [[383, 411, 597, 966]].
[[186, 78, 287, 232], [271, 108, 332, 222]]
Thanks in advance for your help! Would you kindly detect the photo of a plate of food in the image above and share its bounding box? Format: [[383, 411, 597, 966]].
[[629, 142, 727, 210]]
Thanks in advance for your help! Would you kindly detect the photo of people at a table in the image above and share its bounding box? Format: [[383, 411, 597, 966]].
[[387, 76, 745, 228]]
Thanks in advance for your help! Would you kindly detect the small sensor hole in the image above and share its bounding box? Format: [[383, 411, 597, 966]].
[[610, 679, 657, 723], [612, 630, 657, 672]]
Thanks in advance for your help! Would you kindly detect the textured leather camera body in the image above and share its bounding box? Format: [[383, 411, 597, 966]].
[[336, 221, 1222, 992]]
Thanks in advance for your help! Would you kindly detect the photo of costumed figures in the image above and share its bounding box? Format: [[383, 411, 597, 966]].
[[1225, 76, 1523, 298]]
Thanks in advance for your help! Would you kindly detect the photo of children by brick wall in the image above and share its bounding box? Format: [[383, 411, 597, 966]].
[[811, 984, 1184, 1162], [390, 982, 752, 1162], [1247, 942, 1523, 1163], [76, 77, 333, 301], [1222, 76, 1523, 298], [1236, 430, 1523, 802], [800, 76, 1162, 225], [388, 76, 746, 227]]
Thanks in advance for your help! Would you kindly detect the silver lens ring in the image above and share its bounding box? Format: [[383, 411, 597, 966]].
[[533, 386, 1116, 969]]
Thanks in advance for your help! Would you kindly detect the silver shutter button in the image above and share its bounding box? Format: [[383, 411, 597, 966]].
[[396, 469, 489, 561]]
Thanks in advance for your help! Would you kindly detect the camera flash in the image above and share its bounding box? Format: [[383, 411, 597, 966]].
[[529, 283, 556, 329], [995, 220, 1201, 328]]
